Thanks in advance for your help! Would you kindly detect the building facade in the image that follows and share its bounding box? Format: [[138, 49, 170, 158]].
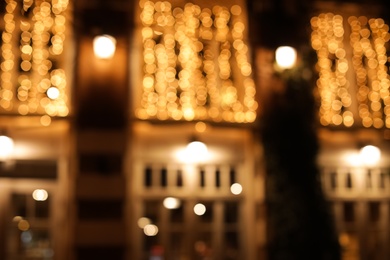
[[0, 0, 389, 260]]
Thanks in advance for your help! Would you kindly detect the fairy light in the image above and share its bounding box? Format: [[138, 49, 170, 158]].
[[136, 1, 257, 123], [0, 0, 69, 122], [311, 13, 390, 129], [311, 13, 352, 127]]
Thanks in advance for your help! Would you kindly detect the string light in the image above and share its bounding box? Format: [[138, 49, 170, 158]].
[[136, 1, 257, 123], [0, 0, 69, 123], [311, 13, 390, 129]]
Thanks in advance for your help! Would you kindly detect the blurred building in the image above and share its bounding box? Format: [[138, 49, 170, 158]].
[[0, 0, 389, 259]]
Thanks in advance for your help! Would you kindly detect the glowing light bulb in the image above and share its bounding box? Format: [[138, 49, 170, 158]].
[[230, 183, 243, 195], [93, 35, 116, 59], [137, 217, 151, 229], [194, 203, 206, 216], [359, 145, 381, 166], [47, 87, 60, 100], [32, 189, 48, 201], [185, 141, 208, 162], [163, 197, 181, 209], [275, 46, 297, 69], [144, 224, 159, 236]]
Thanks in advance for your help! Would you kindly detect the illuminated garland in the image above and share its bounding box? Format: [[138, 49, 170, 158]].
[[136, 1, 257, 123], [0, 0, 69, 125], [311, 13, 390, 129]]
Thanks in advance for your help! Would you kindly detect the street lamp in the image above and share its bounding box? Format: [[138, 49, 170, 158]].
[[93, 34, 116, 59], [275, 46, 297, 70]]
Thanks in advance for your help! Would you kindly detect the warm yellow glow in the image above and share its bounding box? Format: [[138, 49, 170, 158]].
[[343, 152, 362, 167], [195, 122, 207, 133], [0, 135, 14, 159], [275, 46, 297, 69], [47, 86, 60, 100], [137, 217, 152, 229], [13, 216, 23, 222], [183, 141, 209, 163], [311, 13, 390, 128], [0, 0, 69, 117], [194, 203, 206, 216], [230, 183, 243, 195], [93, 35, 116, 59], [163, 197, 181, 209], [18, 219, 30, 231], [144, 224, 159, 236], [40, 115, 51, 126], [138, 2, 257, 123], [32, 189, 48, 201], [360, 145, 381, 166]]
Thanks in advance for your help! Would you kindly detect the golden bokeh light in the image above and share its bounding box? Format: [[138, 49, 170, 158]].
[[0, 0, 69, 117], [311, 13, 390, 129], [138, 1, 257, 123]]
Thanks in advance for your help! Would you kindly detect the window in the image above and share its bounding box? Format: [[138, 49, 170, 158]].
[[343, 202, 355, 222], [134, 163, 245, 259], [6, 190, 53, 260]]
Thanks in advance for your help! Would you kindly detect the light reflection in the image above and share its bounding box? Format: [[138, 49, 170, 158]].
[[163, 197, 181, 209], [32, 189, 48, 201], [194, 203, 206, 216], [144, 224, 159, 236], [137, 217, 152, 229], [21, 231, 33, 244], [195, 122, 207, 132], [230, 183, 243, 195], [13, 216, 23, 222], [40, 115, 51, 126], [18, 219, 30, 231]]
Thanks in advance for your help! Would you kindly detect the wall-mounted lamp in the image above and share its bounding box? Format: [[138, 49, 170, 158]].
[[275, 46, 297, 70], [359, 145, 381, 166], [0, 134, 14, 160], [175, 138, 209, 164], [93, 34, 116, 59], [343, 145, 381, 167], [185, 140, 209, 162]]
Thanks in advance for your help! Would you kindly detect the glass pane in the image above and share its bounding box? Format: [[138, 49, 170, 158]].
[[224, 202, 238, 223], [225, 231, 239, 260], [7, 192, 53, 260], [12, 194, 27, 217], [199, 202, 213, 223], [194, 232, 213, 259], [35, 200, 50, 219], [170, 204, 184, 223], [169, 232, 185, 259]]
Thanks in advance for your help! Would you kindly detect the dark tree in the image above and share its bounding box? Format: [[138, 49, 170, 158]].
[[261, 63, 341, 259]]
